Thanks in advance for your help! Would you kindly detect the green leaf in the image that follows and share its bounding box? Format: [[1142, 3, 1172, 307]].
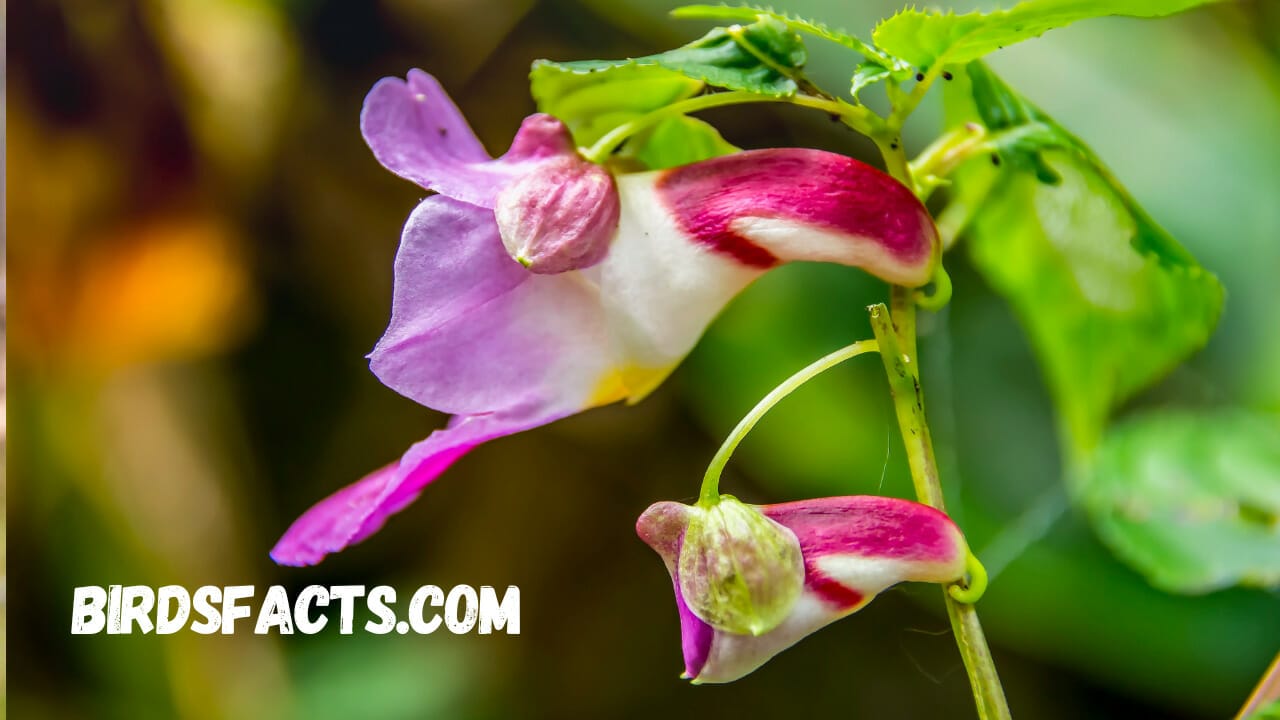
[[673, 4, 893, 67], [873, 0, 1221, 70], [625, 115, 739, 170], [965, 63, 1203, 268], [948, 64, 1224, 452], [850, 61, 893, 101], [666, 16, 806, 96], [536, 16, 806, 104], [671, 5, 917, 101], [1081, 410, 1280, 593], [530, 61, 704, 146], [529, 61, 738, 170]]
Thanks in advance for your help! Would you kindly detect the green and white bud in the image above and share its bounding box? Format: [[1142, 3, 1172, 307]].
[[677, 495, 804, 636]]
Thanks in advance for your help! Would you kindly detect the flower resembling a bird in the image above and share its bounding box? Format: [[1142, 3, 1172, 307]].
[[637, 495, 971, 683], [271, 70, 939, 566]]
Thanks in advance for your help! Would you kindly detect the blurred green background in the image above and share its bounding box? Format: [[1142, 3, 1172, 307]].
[[7, 0, 1279, 718]]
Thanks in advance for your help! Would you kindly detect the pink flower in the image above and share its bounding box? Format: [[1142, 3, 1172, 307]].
[[270, 70, 939, 566], [637, 495, 970, 683]]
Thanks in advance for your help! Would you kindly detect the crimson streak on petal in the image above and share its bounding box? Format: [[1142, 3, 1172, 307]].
[[656, 149, 938, 284]]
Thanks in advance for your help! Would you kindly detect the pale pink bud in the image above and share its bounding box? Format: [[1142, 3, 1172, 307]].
[[494, 142, 620, 274]]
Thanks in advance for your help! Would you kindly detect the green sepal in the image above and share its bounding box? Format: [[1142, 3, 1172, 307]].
[[678, 495, 805, 636]]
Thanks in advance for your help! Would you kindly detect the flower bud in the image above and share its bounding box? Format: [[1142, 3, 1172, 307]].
[[494, 152, 620, 274], [677, 495, 805, 636]]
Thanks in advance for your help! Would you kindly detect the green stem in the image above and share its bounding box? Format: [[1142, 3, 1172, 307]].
[[583, 91, 881, 165], [892, 63, 946, 130], [871, 129, 1012, 719], [699, 339, 880, 505], [934, 169, 998, 252], [870, 301, 1011, 720], [584, 91, 767, 163], [868, 303, 940, 505], [871, 131, 913, 192], [910, 122, 988, 202], [914, 264, 953, 312]]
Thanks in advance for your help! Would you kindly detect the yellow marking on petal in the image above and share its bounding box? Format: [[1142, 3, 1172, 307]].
[[589, 363, 677, 407], [588, 371, 629, 407]]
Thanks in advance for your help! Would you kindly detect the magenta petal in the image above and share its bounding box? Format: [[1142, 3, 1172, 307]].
[[763, 496, 963, 564], [636, 502, 714, 677], [271, 407, 571, 566], [673, 576, 715, 679], [360, 69, 514, 207]]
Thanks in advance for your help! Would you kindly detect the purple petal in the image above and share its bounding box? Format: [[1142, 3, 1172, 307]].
[[360, 70, 513, 206], [369, 207, 616, 414], [369, 195, 527, 381], [271, 406, 571, 566]]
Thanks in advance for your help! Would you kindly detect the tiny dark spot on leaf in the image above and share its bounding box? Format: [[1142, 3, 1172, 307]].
[[991, 154, 1002, 167], [942, 71, 953, 81], [915, 72, 925, 82]]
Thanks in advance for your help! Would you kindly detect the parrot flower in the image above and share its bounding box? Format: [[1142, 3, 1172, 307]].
[[637, 495, 970, 683], [270, 70, 940, 566]]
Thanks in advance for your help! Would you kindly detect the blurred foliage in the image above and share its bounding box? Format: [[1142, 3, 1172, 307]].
[[947, 61, 1224, 456], [1081, 410, 1280, 593], [7, 0, 1280, 719]]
